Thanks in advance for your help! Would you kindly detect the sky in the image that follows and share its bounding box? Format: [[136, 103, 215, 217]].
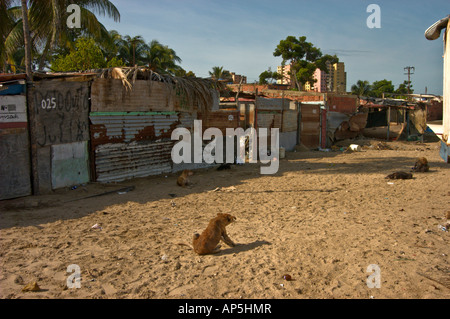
[[97, 0, 449, 95]]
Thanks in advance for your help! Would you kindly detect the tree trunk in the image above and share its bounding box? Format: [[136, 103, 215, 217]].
[[50, 0, 61, 52], [21, 0, 32, 80], [38, 40, 51, 71]]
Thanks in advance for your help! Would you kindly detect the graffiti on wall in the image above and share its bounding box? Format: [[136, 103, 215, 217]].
[[30, 82, 90, 146]]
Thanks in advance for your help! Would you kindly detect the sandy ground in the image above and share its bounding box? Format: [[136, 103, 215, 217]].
[[0, 138, 449, 299]]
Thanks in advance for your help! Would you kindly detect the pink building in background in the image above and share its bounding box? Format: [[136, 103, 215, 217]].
[[312, 68, 328, 92], [305, 68, 328, 92]]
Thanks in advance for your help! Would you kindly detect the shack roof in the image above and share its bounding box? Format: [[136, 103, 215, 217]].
[[0, 73, 27, 83], [359, 97, 420, 109], [1, 67, 223, 112]]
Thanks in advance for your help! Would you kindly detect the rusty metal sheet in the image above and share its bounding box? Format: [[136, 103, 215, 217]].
[[94, 141, 174, 182], [177, 111, 197, 131], [90, 111, 199, 182], [256, 111, 282, 129], [199, 110, 240, 135], [90, 112, 179, 148], [300, 104, 320, 148], [327, 95, 358, 114]]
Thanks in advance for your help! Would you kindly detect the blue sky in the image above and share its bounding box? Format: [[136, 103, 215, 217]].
[[98, 0, 449, 95]]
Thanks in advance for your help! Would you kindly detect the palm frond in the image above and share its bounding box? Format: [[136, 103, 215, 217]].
[[73, 0, 120, 22]]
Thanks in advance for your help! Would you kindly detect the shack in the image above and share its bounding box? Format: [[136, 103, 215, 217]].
[[360, 97, 434, 141], [0, 74, 31, 200], [1, 68, 223, 198], [26, 72, 96, 194]]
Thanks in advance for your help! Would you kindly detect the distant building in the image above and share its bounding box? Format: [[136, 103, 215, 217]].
[[309, 61, 347, 93], [332, 62, 347, 94], [305, 68, 328, 92], [230, 72, 247, 84], [276, 64, 292, 85], [278, 61, 347, 93]]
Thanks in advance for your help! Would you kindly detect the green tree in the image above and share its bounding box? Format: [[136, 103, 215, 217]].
[[51, 37, 122, 71], [395, 81, 414, 95], [259, 67, 282, 84], [351, 80, 372, 96], [370, 79, 394, 98], [209, 66, 231, 81], [100, 29, 124, 61], [273, 36, 338, 90], [144, 40, 182, 74], [0, 1, 13, 70], [174, 68, 196, 77], [1, 2, 28, 73], [1, 0, 120, 72], [118, 35, 148, 66]]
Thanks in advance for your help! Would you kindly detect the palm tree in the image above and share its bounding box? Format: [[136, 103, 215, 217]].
[[21, 0, 32, 80], [209, 66, 231, 81], [351, 80, 372, 97], [1, 1, 23, 72], [2, 0, 120, 72], [100, 29, 123, 61], [143, 40, 182, 74], [118, 35, 148, 66]]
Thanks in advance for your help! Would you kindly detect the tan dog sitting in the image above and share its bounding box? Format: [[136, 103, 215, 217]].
[[412, 157, 429, 172], [177, 169, 193, 187], [193, 213, 236, 255]]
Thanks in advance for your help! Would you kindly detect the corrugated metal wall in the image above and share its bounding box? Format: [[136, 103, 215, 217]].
[[94, 141, 174, 182], [90, 112, 179, 146], [0, 83, 32, 199], [256, 96, 282, 129], [199, 109, 240, 135], [90, 111, 180, 182], [89, 78, 219, 182], [256, 111, 282, 129], [282, 110, 298, 132]]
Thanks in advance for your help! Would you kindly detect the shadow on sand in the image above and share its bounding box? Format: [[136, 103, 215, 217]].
[[216, 240, 271, 256]]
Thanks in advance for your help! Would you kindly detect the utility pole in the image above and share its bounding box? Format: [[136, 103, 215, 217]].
[[404, 66, 415, 95]]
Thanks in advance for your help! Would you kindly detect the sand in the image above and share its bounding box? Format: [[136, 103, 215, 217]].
[[0, 138, 449, 299]]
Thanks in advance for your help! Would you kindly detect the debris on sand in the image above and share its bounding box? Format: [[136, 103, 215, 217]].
[[22, 282, 41, 292], [385, 172, 413, 180]]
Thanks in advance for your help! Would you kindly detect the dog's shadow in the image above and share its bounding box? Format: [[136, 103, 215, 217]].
[[217, 240, 271, 256]]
